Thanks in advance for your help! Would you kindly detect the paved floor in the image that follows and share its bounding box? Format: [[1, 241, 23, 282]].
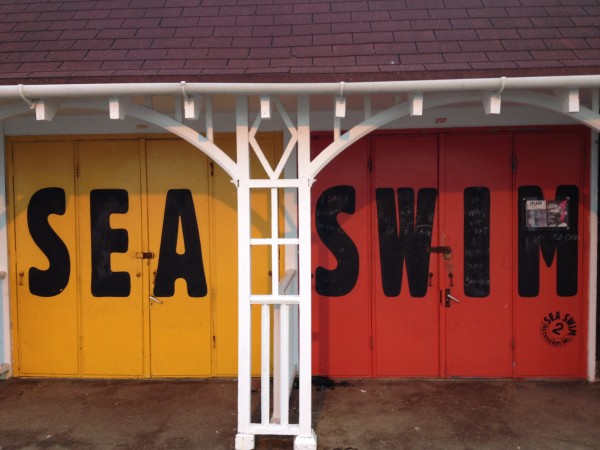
[[0, 377, 599, 449]]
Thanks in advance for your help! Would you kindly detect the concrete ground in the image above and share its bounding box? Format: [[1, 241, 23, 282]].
[[0, 377, 599, 450]]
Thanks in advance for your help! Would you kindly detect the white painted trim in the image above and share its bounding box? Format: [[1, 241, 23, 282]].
[[2, 75, 600, 99], [0, 121, 10, 374], [296, 96, 314, 444], [236, 95, 252, 439]]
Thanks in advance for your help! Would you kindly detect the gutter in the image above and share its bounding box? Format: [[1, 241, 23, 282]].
[[0, 75, 599, 99]]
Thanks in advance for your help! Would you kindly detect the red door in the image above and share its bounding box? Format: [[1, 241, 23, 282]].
[[514, 131, 586, 377], [372, 135, 441, 377], [442, 134, 513, 377], [311, 137, 371, 377]]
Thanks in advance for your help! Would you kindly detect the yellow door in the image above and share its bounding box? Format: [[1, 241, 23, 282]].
[[146, 140, 213, 376], [78, 141, 145, 377], [12, 141, 79, 376], [212, 135, 280, 376]]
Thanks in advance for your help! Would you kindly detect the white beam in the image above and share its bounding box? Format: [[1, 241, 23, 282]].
[[184, 95, 202, 120], [555, 88, 580, 113], [35, 99, 59, 121], [260, 95, 272, 119], [410, 92, 423, 116], [482, 90, 501, 115], [335, 95, 346, 118], [109, 96, 129, 120]]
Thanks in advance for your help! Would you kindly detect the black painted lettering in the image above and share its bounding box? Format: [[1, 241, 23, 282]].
[[375, 187, 437, 297], [27, 187, 70, 297], [464, 187, 490, 297], [90, 189, 130, 297], [154, 189, 208, 297], [315, 185, 359, 296], [518, 185, 578, 297]]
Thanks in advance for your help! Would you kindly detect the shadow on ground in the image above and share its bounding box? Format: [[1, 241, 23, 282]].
[[0, 377, 599, 449]]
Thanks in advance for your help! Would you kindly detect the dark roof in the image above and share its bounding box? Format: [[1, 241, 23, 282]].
[[1, 0, 599, 85]]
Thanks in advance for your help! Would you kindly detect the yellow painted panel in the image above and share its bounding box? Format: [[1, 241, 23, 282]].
[[212, 135, 280, 376], [78, 141, 145, 376], [146, 140, 213, 376], [12, 141, 79, 375]]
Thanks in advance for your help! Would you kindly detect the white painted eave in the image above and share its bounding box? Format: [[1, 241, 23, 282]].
[[0, 74, 599, 100]]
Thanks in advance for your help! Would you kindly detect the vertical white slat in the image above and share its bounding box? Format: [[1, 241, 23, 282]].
[[279, 303, 290, 426], [271, 303, 281, 423], [0, 121, 10, 371], [236, 95, 252, 435], [296, 95, 314, 439], [261, 303, 271, 424], [271, 188, 279, 295]]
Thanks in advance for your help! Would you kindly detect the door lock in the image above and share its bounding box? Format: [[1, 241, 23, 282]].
[[135, 252, 155, 260], [428, 246, 452, 259], [445, 288, 460, 308]]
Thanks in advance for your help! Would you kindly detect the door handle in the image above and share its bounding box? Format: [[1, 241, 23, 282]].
[[149, 295, 163, 305], [445, 288, 460, 308]]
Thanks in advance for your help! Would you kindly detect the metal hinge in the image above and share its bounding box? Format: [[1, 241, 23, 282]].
[[213, 335, 216, 349], [511, 154, 516, 172], [135, 252, 155, 260], [370, 336, 374, 351], [368, 158, 373, 172], [209, 162, 214, 176], [511, 337, 516, 351], [76, 163, 80, 178]]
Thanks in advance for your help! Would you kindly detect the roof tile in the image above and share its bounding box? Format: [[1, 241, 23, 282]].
[[333, 43, 375, 56], [486, 50, 533, 61], [314, 12, 352, 23], [293, 23, 331, 35], [86, 49, 128, 60], [429, 8, 469, 18], [460, 40, 503, 51], [274, 13, 312, 25], [530, 49, 578, 59], [400, 53, 444, 64], [467, 7, 508, 17], [353, 32, 396, 44], [253, 25, 292, 37], [331, 2, 369, 13], [501, 38, 546, 50], [370, 20, 412, 32], [236, 15, 274, 26], [418, 41, 461, 53], [411, 19, 453, 30], [220, 5, 256, 16], [151, 37, 194, 49], [174, 27, 214, 38], [293, 3, 330, 14], [292, 45, 332, 57]]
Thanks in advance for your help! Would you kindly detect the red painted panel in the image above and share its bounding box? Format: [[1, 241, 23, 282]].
[[443, 133, 513, 377], [311, 137, 372, 377], [372, 135, 440, 377], [514, 130, 586, 377]]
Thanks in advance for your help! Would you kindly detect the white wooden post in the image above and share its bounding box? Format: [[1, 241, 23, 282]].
[[294, 95, 317, 449], [235, 95, 255, 450]]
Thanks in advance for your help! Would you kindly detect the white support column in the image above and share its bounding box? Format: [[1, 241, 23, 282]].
[[0, 121, 10, 378], [235, 95, 255, 450], [294, 95, 317, 450]]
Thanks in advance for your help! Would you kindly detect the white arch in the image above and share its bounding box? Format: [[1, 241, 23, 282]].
[[0, 99, 239, 180], [309, 90, 600, 178]]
